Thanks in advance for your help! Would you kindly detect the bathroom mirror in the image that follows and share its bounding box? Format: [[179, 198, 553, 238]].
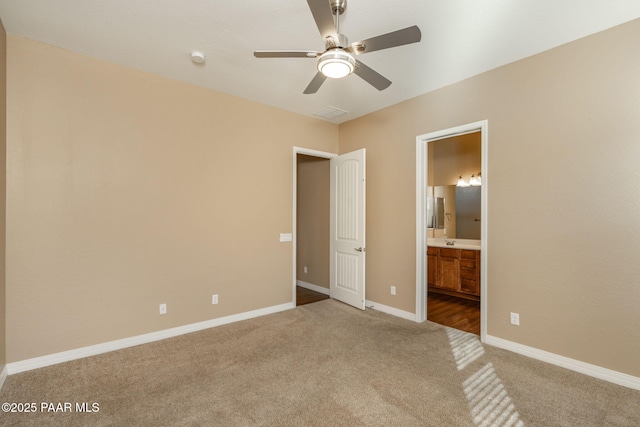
[[427, 185, 480, 239], [455, 186, 481, 239], [426, 197, 444, 229]]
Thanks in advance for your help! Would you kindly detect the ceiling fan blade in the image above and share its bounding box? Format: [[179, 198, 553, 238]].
[[307, 0, 338, 44], [349, 25, 422, 55], [353, 60, 391, 91], [303, 72, 328, 94], [254, 50, 318, 58]]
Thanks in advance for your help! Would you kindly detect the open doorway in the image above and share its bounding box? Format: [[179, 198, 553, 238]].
[[416, 121, 488, 341], [293, 147, 367, 309], [293, 148, 334, 306], [426, 132, 482, 334]]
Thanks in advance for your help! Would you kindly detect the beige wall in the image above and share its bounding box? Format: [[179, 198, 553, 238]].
[[340, 19, 640, 377], [5, 36, 338, 362], [0, 19, 6, 371], [296, 155, 330, 289], [430, 132, 481, 186], [4, 19, 640, 380]]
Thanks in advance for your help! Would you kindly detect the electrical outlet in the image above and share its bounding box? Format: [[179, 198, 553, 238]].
[[212, 294, 219, 305], [303, 266, 308, 274], [159, 303, 167, 315], [391, 286, 396, 295], [510, 312, 520, 326]]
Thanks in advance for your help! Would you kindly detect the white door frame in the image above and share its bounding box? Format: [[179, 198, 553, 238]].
[[292, 147, 337, 303], [415, 120, 489, 342]]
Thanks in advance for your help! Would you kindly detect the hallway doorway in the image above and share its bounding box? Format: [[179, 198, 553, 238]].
[[293, 148, 333, 305], [296, 286, 330, 306]]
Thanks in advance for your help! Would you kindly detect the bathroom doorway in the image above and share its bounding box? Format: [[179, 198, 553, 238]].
[[416, 121, 488, 340], [426, 132, 482, 334]]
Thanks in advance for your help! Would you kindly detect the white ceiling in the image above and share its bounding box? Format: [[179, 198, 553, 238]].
[[1, 0, 640, 124]]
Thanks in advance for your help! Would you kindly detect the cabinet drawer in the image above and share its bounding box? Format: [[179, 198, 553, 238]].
[[460, 259, 476, 269], [439, 248, 459, 258], [461, 250, 478, 259], [427, 247, 438, 255], [460, 267, 476, 280]]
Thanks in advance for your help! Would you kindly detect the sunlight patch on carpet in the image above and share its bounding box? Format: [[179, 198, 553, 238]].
[[463, 363, 524, 426], [446, 328, 485, 370], [446, 328, 524, 426]]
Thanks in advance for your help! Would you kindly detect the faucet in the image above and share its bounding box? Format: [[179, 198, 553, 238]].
[[445, 240, 455, 246]]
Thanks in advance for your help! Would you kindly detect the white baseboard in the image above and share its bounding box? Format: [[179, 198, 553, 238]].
[[11, 300, 636, 393], [296, 280, 330, 295], [0, 365, 7, 391], [7, 302, 295, 375], [365, 300, 417, 322], [485, 335, 640, 391]]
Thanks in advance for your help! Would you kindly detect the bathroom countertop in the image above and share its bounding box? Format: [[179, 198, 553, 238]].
[[427, 239, 481, 250]]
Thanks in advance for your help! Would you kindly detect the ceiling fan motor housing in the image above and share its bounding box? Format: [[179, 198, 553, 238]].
[[326, 33, 350, 49], [331, 0, 347, 15]]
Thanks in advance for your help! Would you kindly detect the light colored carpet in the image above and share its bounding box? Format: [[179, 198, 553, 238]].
[[1, 299, 639, 426]]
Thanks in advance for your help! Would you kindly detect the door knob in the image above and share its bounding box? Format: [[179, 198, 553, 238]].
[[354, 247, 365, 252]]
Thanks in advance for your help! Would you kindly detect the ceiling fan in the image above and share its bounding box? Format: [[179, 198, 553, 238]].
[[254, 0, 422, 94]]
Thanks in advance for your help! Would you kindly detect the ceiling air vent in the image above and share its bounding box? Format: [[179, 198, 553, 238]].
[[313, 106, 348, 120]]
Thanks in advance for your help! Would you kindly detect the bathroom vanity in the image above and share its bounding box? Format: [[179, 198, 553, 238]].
[[427, 239, 480, 300]]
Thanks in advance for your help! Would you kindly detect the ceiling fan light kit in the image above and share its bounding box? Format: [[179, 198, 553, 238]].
[[253, 0, 421, 94], [318, 50, 355, 78]]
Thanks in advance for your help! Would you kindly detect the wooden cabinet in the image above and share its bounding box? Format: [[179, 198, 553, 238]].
[[437, 248, 460, 291], [460, 250, 480, 295], [428, 247, 480, 300], [427, 247, 437, 287]]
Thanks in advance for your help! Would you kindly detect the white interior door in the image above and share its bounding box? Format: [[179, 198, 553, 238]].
[[330, 149, 366, 309]]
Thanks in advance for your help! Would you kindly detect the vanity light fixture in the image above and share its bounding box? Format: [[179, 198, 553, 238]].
[[457, 172, 482, 187], [456, 176, 469, 187], [470, 172, 482, 186]]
